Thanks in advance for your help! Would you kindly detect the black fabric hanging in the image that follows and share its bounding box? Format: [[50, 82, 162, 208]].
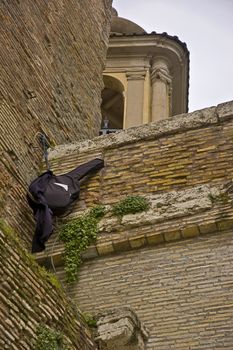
[[27, 158, 104, 253]]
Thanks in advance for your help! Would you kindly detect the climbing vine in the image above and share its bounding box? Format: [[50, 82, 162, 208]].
[[35, 324, 65, 350], [59, 197, 150, 283], [58, 205, 106, 283], [112, 195, 150, 217]]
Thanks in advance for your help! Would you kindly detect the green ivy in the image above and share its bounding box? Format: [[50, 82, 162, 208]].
[[35, 324, 64, 350], [82, 313, 97, 328], [58, 197, 150, 283], [58, 205, 106, 283], [89, 205, 106, 220], [112, 195, 150, 217], [208, 192, 230, 204]]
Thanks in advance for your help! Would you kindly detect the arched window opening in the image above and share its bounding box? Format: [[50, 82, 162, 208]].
[[100, 75, 124, 135]]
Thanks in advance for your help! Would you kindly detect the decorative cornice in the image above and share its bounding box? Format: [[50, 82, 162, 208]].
[[126, 70, 146, 81], [35, 215, 233, 265], [109, 31, 189, 56]]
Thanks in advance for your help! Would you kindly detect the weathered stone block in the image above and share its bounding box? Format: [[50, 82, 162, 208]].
[[129, 236, 146, 249], [82, 246, 99, 259], [217, 100, 233, 121], [97, 243, 114, 256], [113, 240, 131, 252], [164, 229, 181, 241], [181, 225, 200, 238], [96, 308, 149, 350], [199, 222, 218, 234], [146, 232, 164, 245], [217, 218, 233, 231]]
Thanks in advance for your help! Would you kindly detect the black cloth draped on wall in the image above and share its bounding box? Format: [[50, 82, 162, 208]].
[[27, 159, 104, 253]]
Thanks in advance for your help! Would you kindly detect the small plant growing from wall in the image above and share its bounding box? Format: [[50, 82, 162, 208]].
[[208, 192, 230, 204], [58, 205, 106, 283], [112, 195, 150, 217], [82, 313, 97, 328], [35, 324, 65, 350]]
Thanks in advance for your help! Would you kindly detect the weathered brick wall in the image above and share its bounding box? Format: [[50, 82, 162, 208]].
[[42, 102, 233, 257], [58, 230, 233, 349], [0, 227, 96, 350], [49, 102, 233, 208], [38, 101, 233, 349], [0, 0, 112, 245]]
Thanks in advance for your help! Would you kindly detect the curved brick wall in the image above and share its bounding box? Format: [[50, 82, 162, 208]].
[[0, 0, 112, 246], [0, 227, 96, 350]]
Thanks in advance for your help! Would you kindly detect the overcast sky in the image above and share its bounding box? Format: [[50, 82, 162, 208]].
[[113, 0, 233, 112]]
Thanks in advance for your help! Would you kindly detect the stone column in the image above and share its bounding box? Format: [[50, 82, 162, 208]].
[[125, 71, 146, 128], [151, 58, 172, 121]]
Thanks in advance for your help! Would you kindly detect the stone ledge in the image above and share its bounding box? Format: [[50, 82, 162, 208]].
[[217, 100, 233, 121], [116, 184, 220, 232], [35, 217, 233, 269], [48, 103, 231, 160], [35, 183, 233, 267]]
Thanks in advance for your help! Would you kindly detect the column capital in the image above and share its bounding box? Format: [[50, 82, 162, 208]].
[[151, 58, 172, 84], [151, 67, 172, 84], [126, 70, 146, 81]]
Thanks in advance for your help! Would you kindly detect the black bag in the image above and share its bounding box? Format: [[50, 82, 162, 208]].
[[27, 158, 104, 253]]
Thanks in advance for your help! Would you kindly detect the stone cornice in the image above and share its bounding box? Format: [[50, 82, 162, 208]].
[[108, 34, 189, 63], [126, 70, 147, 80], [35, 209, 233, 267], [49, 101, 233, 160], [109, 31, 189, 54]]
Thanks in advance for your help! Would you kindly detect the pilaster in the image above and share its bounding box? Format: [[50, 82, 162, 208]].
[[151, 58, 172, 121], [125, 70, 146, 128]]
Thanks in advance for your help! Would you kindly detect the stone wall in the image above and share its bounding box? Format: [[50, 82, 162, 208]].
[[38, 100, 233, 349], [0, 0, 112, 246], [61, 230, 233, 349], [0, 225, 96, 350], [47, 101, 233, 221]]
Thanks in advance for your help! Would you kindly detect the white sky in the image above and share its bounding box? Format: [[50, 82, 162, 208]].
[[113, 0, 233, 112]]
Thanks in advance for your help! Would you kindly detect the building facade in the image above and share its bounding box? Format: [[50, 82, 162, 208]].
[[101, 8, 189, 132], [2, 2, 233, 350]]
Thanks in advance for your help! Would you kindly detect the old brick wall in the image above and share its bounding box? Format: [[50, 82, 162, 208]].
[[38, 101, 233, 349], [48, 102, 233, 208], [59, 230, 233, 349], [0, 226, 96, 350], [0, 0, 112, 245]]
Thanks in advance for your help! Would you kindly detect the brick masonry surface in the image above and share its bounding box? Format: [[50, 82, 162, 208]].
[[36, 101, 233, 349], [49, 102, 233, 209], [56, 229, 233, 350], [0, 228, 96, 350], [39, 102, 233, 255], [0, 0, 112, 246]]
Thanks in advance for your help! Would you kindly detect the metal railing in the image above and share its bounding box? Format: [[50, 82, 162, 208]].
[[99, 118, 122, 136], [99, 128, 121, 136]]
